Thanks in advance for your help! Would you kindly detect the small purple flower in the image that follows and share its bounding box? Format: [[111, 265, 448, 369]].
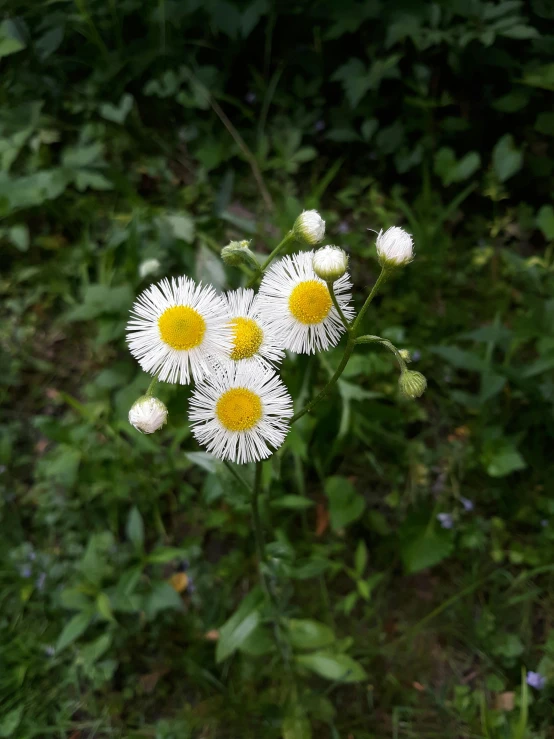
[[36, 572, 46, 591], [541, 519, 548, 528], [245, 92, 256, 104], [187, 575, 196, 594], [45, 645, 55, 657], [526, 671, 546, 690], [20, 565, 32, 578], [437, 512, 454, 529], [461, 497, 474, 512], [411, 350, 421, 362], [314, 119, 326, 132], [337, 221, 350, 234]]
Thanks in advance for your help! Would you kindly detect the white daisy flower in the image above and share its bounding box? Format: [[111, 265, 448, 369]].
[[129, 396, 168, 434], [375, 226, 414, 268], [257, 251, 354, 354], [219, 288, 284, 370], [127, 276, 231, 385], [189, 364, 293, 464]]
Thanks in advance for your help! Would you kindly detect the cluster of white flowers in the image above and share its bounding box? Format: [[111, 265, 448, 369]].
[[126, 211, 415, 463]]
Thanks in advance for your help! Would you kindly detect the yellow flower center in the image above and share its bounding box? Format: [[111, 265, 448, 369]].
[[229, 317, 264, 361], [158, 305, 206, 350], [216, 388, 263, 432], [288, 280, 332, 324]]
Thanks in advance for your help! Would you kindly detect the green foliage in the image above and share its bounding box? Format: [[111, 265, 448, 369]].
[[2, 0, 554, 736]]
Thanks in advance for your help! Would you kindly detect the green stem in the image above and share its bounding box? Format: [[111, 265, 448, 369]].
[[145, 376, 158, 397], [350, 267, 389, 335], [246, 231, 294, 287], [291, 337, 356, 424], [223, 460, 252, 493], [327, 281, 351, 331], [251, 461, 267, 581], [355, 335, 407, 373]]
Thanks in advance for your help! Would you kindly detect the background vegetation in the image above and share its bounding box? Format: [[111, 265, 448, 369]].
[[2, 0, 554, 736]]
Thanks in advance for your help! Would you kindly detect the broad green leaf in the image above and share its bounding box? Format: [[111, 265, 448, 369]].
[[325, 476, 365, 531], [492, 134, 523, 182], [80, 633, 112, 666], [296, 651, 367, 683], [56, 611, 93, 652], [430, 345, 485, 372], [0, 706, 23, 737], [216, 587, 264, 663], [96, 592, 115, 622], [400, 517, 453, 574], [287, 619, 336, 650], [144, 582, 183, 619], [185, 451, 221, 474], [147, 547, 189, 564], [484, 443, 526, 477], [537, 205, 554, 240], [126, 507, 144, 549], [8, 225, 29, 251], [0, 21, 25, 59]]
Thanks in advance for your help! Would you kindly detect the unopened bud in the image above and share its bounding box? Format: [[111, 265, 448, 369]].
[[376, 226, 414, 268], [399, 349, 412, 363], [399, 370, 427, 399], [221, 240, 259, 271], [312, 245, 348, 282], [129, 396, 168, 434], [293, 210, 325, 245]]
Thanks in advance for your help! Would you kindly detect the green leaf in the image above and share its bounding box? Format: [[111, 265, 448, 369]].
[[80, 633, 112, 666], [270, 495, 315, 510], [296, 651, 367, 683], [126, 507, 144, 550], [96, 592, 115, 622], [430, 345, 485, 372], [56, 611, 93, 652], [484, 442, 526, 477], [166, 213, 195, 243], [325, 476, 365, 531], [537, 205, 554, 239], [354, 540, 368, 576], [287, 619, 336, 650], [8, 224, 29, 251], [216, 588, 264, 663], [144, 582, 183, 619], [147, 547, 189, 564], [0, 21, 26, 59], [400, 517, 453, 574], [282, 702, 312, 739], [100, 93, 134, 124], [535, 112, 554, 136], [0, 706, 23, 737], [185, 451, 221, 474], [492, 134, 523, 182]]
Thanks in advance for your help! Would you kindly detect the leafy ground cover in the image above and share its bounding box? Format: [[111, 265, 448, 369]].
[[2, 1, 554, 737]]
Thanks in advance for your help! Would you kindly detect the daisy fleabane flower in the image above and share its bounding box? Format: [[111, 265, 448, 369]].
[[189, 365, 293, 464], [220, 288, 284, 370], [127, 276, 231, 385], [257, 251, 354, 354]]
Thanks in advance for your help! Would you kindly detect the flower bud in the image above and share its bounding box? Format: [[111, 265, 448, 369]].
[[399, 370, 427, 399], [399, 349, 412, 363], [221, 240, 259, 271], [139, 258, 161, 279], [376, 226, 414, 268], [293, 210, 325, 245], [312, 245, 348, 282], [129, 396, 168, 434]]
